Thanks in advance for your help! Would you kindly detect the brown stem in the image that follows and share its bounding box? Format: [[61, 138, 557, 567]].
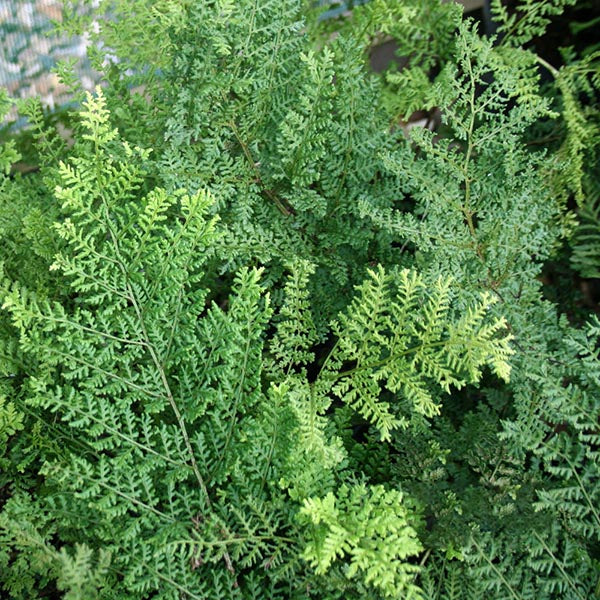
[[227, 119, 294, 216]]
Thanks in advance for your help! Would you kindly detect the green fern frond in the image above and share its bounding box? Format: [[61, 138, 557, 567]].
[[0, 395, 23, 452], [299, 482, 424, 598], [0, 91, 20, 174], [269, 259, 318, 376], [1, 91, 277, 597], [491, 0, 578, 47], [570, 190, 600, 278], [317, 267, 513, 440]]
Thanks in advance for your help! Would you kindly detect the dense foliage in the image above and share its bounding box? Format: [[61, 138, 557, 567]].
[[1, 0, 599, 598]]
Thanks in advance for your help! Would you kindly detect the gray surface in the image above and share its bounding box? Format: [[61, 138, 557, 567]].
[[0, 0, 97, 121]]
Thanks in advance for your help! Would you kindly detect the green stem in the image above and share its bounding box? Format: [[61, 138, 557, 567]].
[[471, 538, 521, 600], [536, 55, 559, 79], [319, 339, 449, 383], [533, 532, 586, 600]]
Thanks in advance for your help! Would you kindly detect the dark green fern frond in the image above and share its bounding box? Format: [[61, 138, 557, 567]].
[[570, 180, 600, 278], [491, 0, 578, 47]]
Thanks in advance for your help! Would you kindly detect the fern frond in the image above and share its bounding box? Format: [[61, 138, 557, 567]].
[[269, 259, 318, 376], [317, 267, 513, 440], [299, 483, 424, 598], [491, 0, 578, 47], [571, 195, 600, 278]]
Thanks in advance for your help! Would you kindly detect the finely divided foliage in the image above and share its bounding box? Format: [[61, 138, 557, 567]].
[[1, 1, 599, 598]]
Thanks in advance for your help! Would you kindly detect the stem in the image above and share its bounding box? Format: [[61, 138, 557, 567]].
[[319, 339, 449, 383], [411, 548, 431, 587], [536, 55, 559, 79], [471, 538, 521, 600], [47, 347, 165, 399], [49, 401, 190, 471], [227, 118, 292, 216], [36, 315, 148, 348], [462, 51, 485, 262], [533, 532, 586, 600], [152, 570, 206, 600]]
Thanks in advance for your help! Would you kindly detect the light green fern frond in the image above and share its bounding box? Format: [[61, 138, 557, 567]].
[[281, 377, 346, 500], [316, 266, 513, 440], [0, 91, 19, 174], [269, 259, 318, 376], [299, 482, 423, 598], [571, 195, 600, 278], [0, 395, 23, 454]]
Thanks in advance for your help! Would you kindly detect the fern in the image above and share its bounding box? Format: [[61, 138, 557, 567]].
[[1, 91, 279, 597], [549, 50, 600, 204], [2, 1, 600, 598], [316, 0, 463, 121], [490, 0, 578, 47], [570, 184, 600, 278], [0, 91, 19, 174], [0, 395, 24, 463], [315, 266, 512, 440], [269, 259, 319, 376], [299, 483, 423, 598]]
